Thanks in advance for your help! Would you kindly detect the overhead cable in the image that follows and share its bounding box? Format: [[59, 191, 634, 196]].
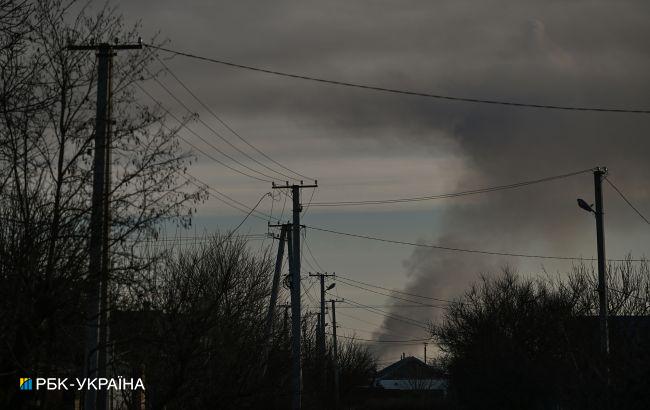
[[338, 297, 430, 330], [307, 225, 645, 262], [153, 53, 314, 181], [337, 278, 448, 308], [135, 83, 274, 183], [329, 333, 431, 344], [310, 168, 593, 207], [336, 274, 457, 304], [180, 171, 272, 220], [138, 81, 279, 182], [145, 44, 650, 115], [605, 177, 650, 225], [149, 71, 300, 182]]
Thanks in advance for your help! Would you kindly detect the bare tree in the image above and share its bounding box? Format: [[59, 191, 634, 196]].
[[0, 1, 205, 407], [433, 261, 650, 410], [111, 234, 275, 410]]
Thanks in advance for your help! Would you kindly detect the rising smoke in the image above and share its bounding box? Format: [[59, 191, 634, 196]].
[[373, 17, 650, 358]]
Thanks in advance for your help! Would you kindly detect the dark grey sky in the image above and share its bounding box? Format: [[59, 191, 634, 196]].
[[114, 0, 650, 360]]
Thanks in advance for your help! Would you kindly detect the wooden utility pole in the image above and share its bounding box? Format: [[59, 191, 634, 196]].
[[594, 167, 609, 357], [330, 299, 341, 410], [98, 48, 115, 410], [309, 271, 335, 384], [291, 185, 303, 410], [281, 304, 291, 339], [594, 167, 611, 409], [272, 182, 317, 410], [423, 343, 428, 364], [578, 168, 611, 408], [262, 224, 288, 377], [67, 40, 141, 410], [319, 275, 325, 362]]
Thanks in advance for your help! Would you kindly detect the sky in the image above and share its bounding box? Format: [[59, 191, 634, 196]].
[[112, 0, 650, 363]]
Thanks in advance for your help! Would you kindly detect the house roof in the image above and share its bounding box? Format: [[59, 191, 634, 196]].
[[376, 356, 443, 381]]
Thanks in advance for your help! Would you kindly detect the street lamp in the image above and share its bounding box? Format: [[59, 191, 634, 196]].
[[577, 198, 595, 214], [576, 167, 610, 359]]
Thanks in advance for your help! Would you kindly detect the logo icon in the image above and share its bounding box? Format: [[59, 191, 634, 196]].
[[20, 378, 32, 391]]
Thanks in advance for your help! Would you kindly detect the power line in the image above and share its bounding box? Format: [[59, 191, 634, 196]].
[[341, 298, 431, 328], [336, 325, 429, 342], [177, 173, 647, 265], [310, 168, 593, 207], [605, 177, 650, 225], [278, 188, 288, 222], [307, 225, 645, 262], [302, 255, 319, 274], [88, 149, 650, 267], [342, 281, 648, 321], [145, 44, 650, 115], [151, 75, 284, 181], [302, 186, 317, 216], [330, 306, 430, 342], [153, 53, 314, 182], [126, 234, 269, 243], [302, 280, 318, 307], [131, 237, 270, 249], [337, 324, 383, 335], [231, 192, 271, 234], [338, 296, 430, 330], [329, 333, 431, 344], [170, 167, 263, 217], [180, 171, 271, 220], [268, 192, 277, 222], [335, 311, 414, 335], [137, 188, 272, 268], [135, 83, 273, 183], [141, 77, 283, 182], [149, 69, 301, 183], [336, 274, 457, 304], [337, 278, 448, 308], [300, 230, 324, 276], [335, 311, 384, 328], [313, 304, 447, 309], [304, 237, 326, 272]]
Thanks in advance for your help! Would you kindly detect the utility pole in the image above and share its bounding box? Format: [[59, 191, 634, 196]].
[[98, 48, 114, 410], [68, 40, 141, 410], [316, 312, 321, 353], [281, 304, 291, 339], [262, 225, 288, 377], [330, 299, 342, 410], [423, 343, 428, 364], [578, 167, 610, 407], [594, 167, 609, 357], [309, 272, 335, 378], [291, 185, 303, 410], [264, 225, 288, 337], [272, 182, 317, 410], [319, 275, 325, 363], [594, 167, 611, 410]]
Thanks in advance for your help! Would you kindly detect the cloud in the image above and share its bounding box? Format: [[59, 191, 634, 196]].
[[114, 0, 650, 354]]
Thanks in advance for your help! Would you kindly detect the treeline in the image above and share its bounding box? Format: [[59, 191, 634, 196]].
[[0, 0, 203, 407], [432, 260, 650, 410], [0, 1, 374, 409], [110, 235, 375, 409]]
